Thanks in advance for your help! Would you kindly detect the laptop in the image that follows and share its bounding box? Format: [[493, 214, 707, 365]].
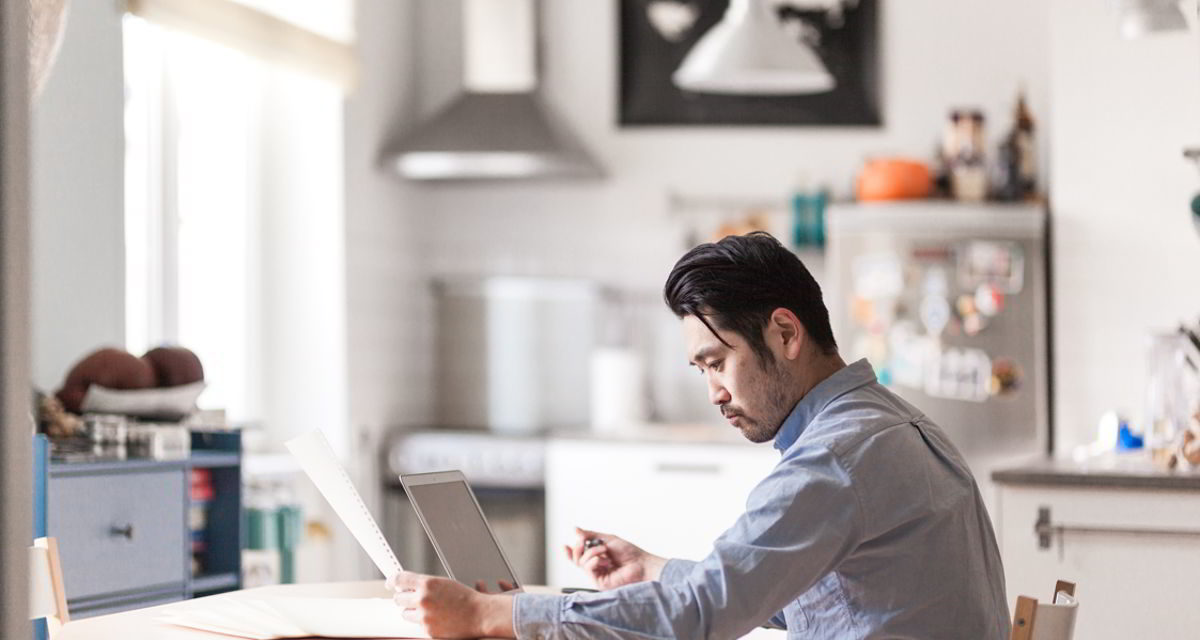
[[400, 470, 525, 593]]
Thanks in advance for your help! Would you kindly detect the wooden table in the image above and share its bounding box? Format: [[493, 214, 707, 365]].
[[58, 580, 416, 639], [56, 580, 783, 639]]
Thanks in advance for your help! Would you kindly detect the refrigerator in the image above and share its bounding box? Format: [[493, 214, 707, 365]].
[[826, 201, 1049, 505]]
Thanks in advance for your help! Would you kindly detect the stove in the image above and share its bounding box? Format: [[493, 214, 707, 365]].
[[386, 430, 546, 489], [383, 429, 548, 584]]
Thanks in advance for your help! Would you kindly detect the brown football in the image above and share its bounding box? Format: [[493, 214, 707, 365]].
[[142, 346, 205, 388], [55, 348, 157, 414]]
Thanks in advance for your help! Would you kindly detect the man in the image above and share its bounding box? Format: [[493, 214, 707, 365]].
[[389, 232, 1010, 639]]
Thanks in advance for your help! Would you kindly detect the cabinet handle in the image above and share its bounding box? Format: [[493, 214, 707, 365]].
[[654, 463, 720, 475], [110, 524, 134, 540], [1036, 506, 1200, 557]]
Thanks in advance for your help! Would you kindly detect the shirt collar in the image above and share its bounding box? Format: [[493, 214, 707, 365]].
[[772, 358, 878, 453]]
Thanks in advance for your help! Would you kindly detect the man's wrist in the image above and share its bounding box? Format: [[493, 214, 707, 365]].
[[476, 593, 516, 638], [644, 554, 668, 581]]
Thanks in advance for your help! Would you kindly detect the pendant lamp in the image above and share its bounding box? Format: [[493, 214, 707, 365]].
[[672, 0, 835, 95]]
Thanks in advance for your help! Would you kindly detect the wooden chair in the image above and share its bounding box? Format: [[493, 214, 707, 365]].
[[1010, 580, 1078, 640], [30, 536, 69, 639]]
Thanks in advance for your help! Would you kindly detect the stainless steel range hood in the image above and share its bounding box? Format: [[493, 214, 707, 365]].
[[385, 0, 603, 181]]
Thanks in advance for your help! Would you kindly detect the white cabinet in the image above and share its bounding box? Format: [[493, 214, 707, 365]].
[[996, 483, 1200, 640], [545, 437, 779, 589]]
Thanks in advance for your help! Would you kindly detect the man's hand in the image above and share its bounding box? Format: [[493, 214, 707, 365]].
[[387, 571, 515, 639], [564, 526, 667, 590]]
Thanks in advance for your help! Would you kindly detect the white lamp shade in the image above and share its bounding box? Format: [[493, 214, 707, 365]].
[[1116, 0, 1188, 38], [672, 0, 835, 95]]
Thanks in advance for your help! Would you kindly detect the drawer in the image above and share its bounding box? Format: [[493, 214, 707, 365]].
[[48, 469, 187, 601]]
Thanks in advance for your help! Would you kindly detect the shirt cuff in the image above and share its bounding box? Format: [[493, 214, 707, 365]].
[[513, 592, 564, 640], [658, 558, 698, 583]]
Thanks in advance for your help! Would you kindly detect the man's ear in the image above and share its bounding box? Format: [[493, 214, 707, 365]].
[[769, 308, 806, 360]]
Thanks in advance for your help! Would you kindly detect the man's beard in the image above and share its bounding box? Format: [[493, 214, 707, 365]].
[[726, 357, 797, 444]]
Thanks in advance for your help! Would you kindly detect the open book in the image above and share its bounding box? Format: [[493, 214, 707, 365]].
[[161, 430, 423, 638]]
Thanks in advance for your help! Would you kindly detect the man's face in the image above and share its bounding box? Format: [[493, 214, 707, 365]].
[[682, 315, 797, 443]]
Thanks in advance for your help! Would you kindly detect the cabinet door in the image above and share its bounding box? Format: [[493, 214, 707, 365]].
[[997, 485, 1200, 640], [545, 439, 778, 589]]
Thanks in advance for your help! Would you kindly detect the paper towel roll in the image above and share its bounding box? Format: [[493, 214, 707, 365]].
[[590, 347, 648, 433]]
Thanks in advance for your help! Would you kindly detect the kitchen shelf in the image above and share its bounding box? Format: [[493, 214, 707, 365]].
[[189, 451, 241, 468], [190, 572, 240, 594]]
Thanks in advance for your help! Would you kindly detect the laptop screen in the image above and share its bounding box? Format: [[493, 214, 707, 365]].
[[404, 479, 519, 592]]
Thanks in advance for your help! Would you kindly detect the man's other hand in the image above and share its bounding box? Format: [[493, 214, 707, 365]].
[[387, 571, 515, 639], [564, 526, 667, 590]]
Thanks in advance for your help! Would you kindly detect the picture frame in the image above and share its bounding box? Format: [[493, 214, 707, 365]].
[[619, 0, 881, 126]]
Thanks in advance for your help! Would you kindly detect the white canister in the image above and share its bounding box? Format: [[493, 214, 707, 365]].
[[589, 347, 648, 433]]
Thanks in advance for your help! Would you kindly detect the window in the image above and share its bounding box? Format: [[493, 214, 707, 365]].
[[123, 2, 351, 432]]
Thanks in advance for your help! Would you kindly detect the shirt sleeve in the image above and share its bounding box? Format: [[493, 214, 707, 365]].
[[661, 559, 786, 630], [513, 445, 863, 640], [658, 558, 697, 583]]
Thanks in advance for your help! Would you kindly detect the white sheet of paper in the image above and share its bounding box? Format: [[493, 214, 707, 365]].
[[262, 597, 430, 639], [158, 597, 430, 639], [285, 430, 403, 578], [157, 602, 284, 640]]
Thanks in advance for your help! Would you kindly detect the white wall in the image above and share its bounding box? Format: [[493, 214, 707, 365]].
[[31, 0, 125, 392], [410, 0, 1051, 288], [341, 0, 429, 578], [1048, 0, 1200, 452], [379, 0, 1052, 424], [345, 2, 432, 434]]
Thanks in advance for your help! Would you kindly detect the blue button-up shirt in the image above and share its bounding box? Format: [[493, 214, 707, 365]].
[[515, 359, 1010, 639]]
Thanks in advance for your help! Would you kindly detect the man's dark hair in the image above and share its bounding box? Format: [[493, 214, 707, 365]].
[[663, 231, 838, 363]]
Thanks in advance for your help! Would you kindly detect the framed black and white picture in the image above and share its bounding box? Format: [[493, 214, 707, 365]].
[[619, 0, 880, 126]]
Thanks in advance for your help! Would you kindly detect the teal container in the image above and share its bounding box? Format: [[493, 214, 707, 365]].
[[792, 190, 828, 248], [276, 505, 302, 584], [245, 507, 278, 551]]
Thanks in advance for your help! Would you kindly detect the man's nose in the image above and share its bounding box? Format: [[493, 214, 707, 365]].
[[707, 377, 730, 405]]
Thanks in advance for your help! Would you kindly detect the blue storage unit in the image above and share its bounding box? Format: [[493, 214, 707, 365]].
[[33, 434, 49, 640], [35, 431, 242, 619]]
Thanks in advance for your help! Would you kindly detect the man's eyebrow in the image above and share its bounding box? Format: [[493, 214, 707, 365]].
[[689, 346, 722, 366]]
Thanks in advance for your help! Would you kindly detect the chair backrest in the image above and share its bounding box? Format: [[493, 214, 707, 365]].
[[1010, 580, 1078, 640], [30, 537, 69, 637]]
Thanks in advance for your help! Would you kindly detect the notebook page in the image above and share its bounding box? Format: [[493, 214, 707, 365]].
[[285, 430, 403, 578]]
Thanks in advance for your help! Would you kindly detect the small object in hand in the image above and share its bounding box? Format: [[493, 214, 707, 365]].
[[583, 538, 604, 550]]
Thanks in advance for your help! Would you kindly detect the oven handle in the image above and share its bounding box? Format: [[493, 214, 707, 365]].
[[1036, 506, 1200, 557]]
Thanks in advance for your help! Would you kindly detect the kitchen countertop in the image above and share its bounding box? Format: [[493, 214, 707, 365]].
[[395, 423, 762, 447], [548, 422, 762, 446], [992, 455, 1200, 491]]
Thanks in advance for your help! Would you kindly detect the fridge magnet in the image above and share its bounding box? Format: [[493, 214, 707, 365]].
[[924, 347, 992, 403], [957, 241, 1025, 294], [918, 295, 951, 338], [989, 357, 1022, 396], [852, 253, 904, 301], [619, 0, 881, 126], [887, 323, 936, 391]]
